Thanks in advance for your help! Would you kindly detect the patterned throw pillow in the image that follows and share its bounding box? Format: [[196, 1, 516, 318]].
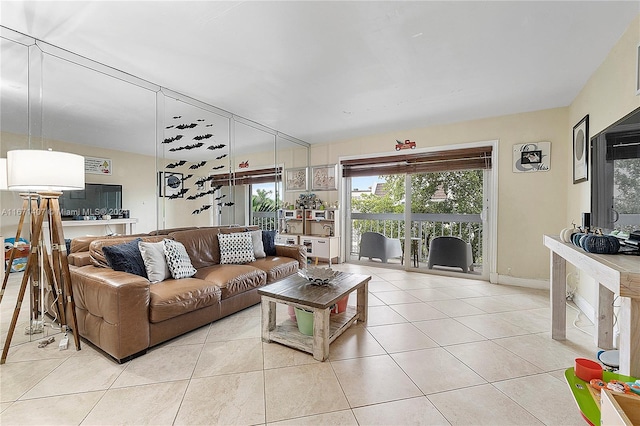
[[218, 232, 256, 264], [163, 239, 197, 279]]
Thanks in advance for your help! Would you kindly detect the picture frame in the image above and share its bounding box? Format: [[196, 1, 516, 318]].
[[573, 115, 589, 184], [311, 164, 337, 191], [636, 43, 640, 96], [285, 167, 308, 191], [512, 142, 551, 173], [158, 171, 184, 197]]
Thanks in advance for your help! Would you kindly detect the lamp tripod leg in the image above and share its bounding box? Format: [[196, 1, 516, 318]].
[[47, 196, 80, 351], [0, 195, 33, 304], [1, 198, 47, 364]]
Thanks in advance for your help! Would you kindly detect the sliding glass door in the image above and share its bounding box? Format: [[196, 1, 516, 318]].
[[344, 144, 494, 279]]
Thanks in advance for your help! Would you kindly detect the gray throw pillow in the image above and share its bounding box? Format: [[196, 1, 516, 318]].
[[250, 230, 266, 258], [138, 240, 171, 283]]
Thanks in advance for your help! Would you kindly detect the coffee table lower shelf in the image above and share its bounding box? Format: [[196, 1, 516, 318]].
[[261, 301, 362, 361]]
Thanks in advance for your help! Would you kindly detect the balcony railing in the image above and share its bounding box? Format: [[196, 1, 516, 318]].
[[251, 211, 277, 230], [350, 212, 483, 264]]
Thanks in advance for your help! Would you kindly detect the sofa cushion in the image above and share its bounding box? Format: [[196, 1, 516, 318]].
[[68, 251, 92, 267], [218, 232, 256, 264], [170, 228, 222, 269], [194, 264, 266, 299], [248, 257, 299, 283], [149, 277, 222, 323], [102, 238, 148, 278], [139, 240, 171, 283], [163, 240, 197, 279]]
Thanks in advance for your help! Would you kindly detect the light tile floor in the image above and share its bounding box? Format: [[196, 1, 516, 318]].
[[0, 264, 598, 425]]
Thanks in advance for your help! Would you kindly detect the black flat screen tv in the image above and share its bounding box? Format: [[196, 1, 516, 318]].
[[59, 183, 123, 218]]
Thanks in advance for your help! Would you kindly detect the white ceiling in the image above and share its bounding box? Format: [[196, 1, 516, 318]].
[[1, 1, 638, 157]]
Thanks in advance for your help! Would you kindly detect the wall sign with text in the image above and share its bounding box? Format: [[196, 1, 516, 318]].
[[85, 156, 112, 175]]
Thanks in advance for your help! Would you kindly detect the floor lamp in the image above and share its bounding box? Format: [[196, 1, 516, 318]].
[[1, 149, 85, 364]]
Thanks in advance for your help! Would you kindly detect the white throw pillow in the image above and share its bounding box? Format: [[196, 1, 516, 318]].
[[138, 240, 171, 283], [162, 239, 197, 279], [218, 232, 256, 264], [250, 229, 266, 258]]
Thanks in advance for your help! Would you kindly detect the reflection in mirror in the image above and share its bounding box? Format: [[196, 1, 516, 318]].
[[1, 29, 310, 238], [158, 93, 230, 230], [276, 137, 309, 234], [232, 120, 276, 229], [0, 35, 31, 237], [37, 49, 157, 235]]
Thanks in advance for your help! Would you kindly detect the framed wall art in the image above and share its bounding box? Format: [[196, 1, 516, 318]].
[[311, 164, 337, 191], [285, 167, 308, 191], [158, 171, 184, 197], [512, 142, 550, 172], [573, 114, 589, 184]]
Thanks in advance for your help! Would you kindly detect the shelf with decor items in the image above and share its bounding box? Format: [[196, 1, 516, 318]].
[[276, 208, 340, 265]]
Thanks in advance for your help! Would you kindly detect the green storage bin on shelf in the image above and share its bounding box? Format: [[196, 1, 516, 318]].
[[294, 307, 314, 336]]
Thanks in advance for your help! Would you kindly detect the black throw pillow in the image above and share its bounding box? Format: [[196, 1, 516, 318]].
[[262, 230, 277, 256], [102, 238, 148, 278]]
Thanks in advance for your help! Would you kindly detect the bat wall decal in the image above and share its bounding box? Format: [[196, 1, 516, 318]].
[[169, 142, 205, 152], [195, 176, 215, 187], [162, 135, 183, 144], [166, 160, 187, 169], [167, 188, 189, 199], [186, 189, 216, 200], [196, 119, 205, 122], [206, 124, 213, 127], [192, 204, 213, 214], [215, 154, 227, 160], [189, 161, 207, 169], [165, 125, 174, 129], [218, 202, 235, 207], [181, 174, 194, 181], [211, 165, 225, 170], [214, 194, 227, 201], [172, 116, 182, 119], [193, 133, 213, 141], [176, 123, 198, 130], [207, 144, 226, 150]]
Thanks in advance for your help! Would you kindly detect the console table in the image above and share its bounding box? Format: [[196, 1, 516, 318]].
[[43, 218, 138, 238], [544, 235, 640, 376]]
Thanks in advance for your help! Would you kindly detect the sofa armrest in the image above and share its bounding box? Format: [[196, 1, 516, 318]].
[[275, 244, 307, 269], [71, 265, 150, 362]]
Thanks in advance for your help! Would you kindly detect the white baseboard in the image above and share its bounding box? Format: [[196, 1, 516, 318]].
[[494, 274, 549, 290], [572, 292, 596, 324]]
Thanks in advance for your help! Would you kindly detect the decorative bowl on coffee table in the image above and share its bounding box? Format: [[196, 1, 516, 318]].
[[298, 267, 338, 285]]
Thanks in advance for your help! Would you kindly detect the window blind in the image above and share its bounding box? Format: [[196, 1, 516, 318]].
[[211, 167, 282, 186], [341, 146, 492, 178]]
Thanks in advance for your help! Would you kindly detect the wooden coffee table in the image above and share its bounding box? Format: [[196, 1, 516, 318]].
[[258, 272, 370, 361]]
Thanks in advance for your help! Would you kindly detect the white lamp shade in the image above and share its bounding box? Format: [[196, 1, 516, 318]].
[[0, 158, 7, 191], [7, 150, 85, 191]]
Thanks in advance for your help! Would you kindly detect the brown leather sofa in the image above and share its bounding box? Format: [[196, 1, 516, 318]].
[[69, 226, 305, 363]]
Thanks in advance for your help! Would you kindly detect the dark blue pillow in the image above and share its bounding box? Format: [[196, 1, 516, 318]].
[[262, 230, 277, 256], [103, 238, 148, 278]]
